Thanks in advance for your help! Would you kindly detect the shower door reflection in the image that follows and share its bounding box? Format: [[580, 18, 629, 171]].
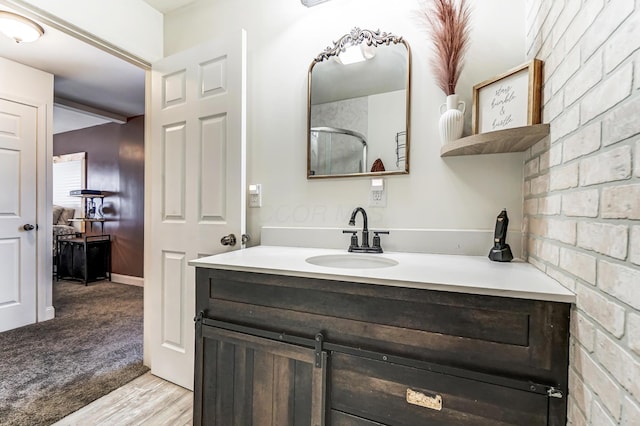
[[309, 126, 367, 176]]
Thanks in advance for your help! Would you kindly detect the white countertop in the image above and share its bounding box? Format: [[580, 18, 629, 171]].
[[189, 246, 576, 303]]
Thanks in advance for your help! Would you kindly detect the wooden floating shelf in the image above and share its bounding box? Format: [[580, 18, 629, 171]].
[[440, 124, 550, 157]]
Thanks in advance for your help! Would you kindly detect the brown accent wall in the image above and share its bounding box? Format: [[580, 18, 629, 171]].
[[53, 116, 144, 278]]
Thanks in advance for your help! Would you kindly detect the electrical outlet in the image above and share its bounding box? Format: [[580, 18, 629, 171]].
[[369, 178, 386, 207], [248, 184, 262, 208]]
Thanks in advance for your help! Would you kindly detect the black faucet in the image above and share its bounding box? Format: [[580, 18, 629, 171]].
[[349, 207, 370, 248], [343, 207, 389, 253]]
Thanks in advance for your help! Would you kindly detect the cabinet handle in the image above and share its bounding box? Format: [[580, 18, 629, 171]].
[[406, 388, 442, 411]]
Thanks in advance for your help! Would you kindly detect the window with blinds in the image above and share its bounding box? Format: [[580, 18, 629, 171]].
[[53, 152, 86, 208]]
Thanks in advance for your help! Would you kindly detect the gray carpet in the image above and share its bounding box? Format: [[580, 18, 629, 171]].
[[0, 280, 148, 425]]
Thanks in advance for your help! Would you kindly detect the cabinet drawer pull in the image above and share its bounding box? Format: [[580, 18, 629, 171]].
[[406, 388, 442, 411]]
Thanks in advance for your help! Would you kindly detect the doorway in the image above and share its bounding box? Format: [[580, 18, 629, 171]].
[[0, 1, 148, 330]]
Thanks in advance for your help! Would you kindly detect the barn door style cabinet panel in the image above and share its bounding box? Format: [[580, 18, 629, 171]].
[[193, 266, 571, 426], [193, 324, 327, 425]]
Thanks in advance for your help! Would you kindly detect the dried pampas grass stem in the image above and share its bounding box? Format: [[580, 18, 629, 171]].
[[419, 0, 472, 96]]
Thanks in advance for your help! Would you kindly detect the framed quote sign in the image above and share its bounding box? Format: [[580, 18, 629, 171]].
[[472, 59, 542, 134]]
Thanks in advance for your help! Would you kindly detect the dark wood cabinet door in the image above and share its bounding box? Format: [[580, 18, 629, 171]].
[[194, 325, 327, 426]]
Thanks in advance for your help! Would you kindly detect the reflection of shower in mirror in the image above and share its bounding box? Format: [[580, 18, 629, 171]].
[[309, 127, 367, 176]]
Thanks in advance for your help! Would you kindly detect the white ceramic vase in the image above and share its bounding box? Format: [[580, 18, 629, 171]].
[[439, 94, 466, 145]]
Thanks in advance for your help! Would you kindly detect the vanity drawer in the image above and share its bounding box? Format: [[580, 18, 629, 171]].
[[330, 352, 549, 426]]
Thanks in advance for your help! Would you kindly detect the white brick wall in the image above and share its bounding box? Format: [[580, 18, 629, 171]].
[[560, 247, 597, 283], [592, 402, 618, 426], [622, 396, 640, 425], [562, 189, 599, 217], [550, 142, 563, 167], [603, 5, 639, 73], [630, 226, 640, 266], [602, 97, 640, 146], [635, 141, 640, 177], [552, 104, 580, 139], [601, 184, 640, 219], [595, 330, 640, 401], [579, 146, 632, 187], [551, 163, 579, 190], [563, 122, 601, 162], [574, 346, 622, 419], [564, 53, 602, 107], [539, 194, 562, 215], [572, 310, 596, 352], [577, 222, 628, 260], [525, 1, 640, 424], [569, 370, 593, 422], [548, 265, 577, 292], [531, 173, 550, 194], [575, 284, 625, 337], [562, 0, 603, 54], [578, 0, 634, 60], [629, 313, 640, 356], [579, 63, 632, 124], [598, 261, 640, 310], [635, 54, 640, 91], [548, 218, 577, 244]]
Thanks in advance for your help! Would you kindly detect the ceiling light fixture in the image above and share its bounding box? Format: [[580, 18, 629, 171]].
[[336, 43, 377, 66], [301, 0, 332, 7], [0, 11, 44, 43], [337, 45, 365, 65]]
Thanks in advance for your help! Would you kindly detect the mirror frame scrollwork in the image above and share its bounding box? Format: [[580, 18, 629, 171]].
[[307, 28, 412, 179]]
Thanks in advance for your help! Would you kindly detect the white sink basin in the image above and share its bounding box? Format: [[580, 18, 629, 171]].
[[305, 254, 398, 269]]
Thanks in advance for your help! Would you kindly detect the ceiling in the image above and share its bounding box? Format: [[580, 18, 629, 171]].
[[0, 1, 196, 133]]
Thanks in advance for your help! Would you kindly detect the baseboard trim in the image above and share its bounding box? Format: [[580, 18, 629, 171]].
[[111, 274, 144, 287]]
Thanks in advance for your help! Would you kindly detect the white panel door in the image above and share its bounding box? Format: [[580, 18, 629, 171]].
[[149, 31, 247, 389], [0, 98, 37, 332]]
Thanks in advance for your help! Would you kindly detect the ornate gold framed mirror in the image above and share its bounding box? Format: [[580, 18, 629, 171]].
[[307, 28, 411, 179]]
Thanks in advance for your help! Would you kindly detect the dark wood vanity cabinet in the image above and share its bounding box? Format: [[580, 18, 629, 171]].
[[194, 268, 571, 426]]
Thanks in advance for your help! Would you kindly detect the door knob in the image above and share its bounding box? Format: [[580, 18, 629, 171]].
[[220, 234, 236, 246], [23, 224, 35, 231]]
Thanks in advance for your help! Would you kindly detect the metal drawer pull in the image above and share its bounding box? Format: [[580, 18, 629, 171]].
[[406, 388, 443, 411]]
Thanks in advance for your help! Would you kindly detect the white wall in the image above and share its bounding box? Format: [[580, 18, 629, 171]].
[[165, 0, 528, 244], [7, 0, 163, 62]]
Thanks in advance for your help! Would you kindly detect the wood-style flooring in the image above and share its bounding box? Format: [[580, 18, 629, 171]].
[[52, 372, 192, 425]]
